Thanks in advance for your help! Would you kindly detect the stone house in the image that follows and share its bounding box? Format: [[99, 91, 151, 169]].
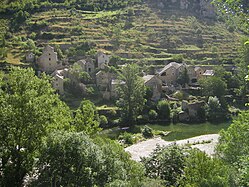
[[76, 58, 95, 74], [25, 52, 35, 63], [179, 100, 205, 122], [37, 45, 62, 73], [158, 62, 185, 85], [96, 70, 114, 91], [51, 68, 69, 95], [143, 75, 162, 101], [96, 51, 110, 69]]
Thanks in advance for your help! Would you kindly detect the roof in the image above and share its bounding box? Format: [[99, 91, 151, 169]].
[[111, 79, 125, 85], [194, 66, 202, 71], [159, 62, 183, 75], [143, 75, 154, 83], [54, 74, 64, 80], [203, 70, 214, 76], [77, 59, 87, 65]]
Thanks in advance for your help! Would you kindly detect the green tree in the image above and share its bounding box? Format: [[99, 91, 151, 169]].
[[0, 67, 71, 187], [116, 64, 146, 124], [199, 76, 227, 98], [177, 67, 190, 87], [206, 96, 225, 122], [179, 149, 231, 187], [217, 110, 249, 186], [32, 132, 145, 186], [212, 0, 248, 30], [72, 100, 100, 135], [157, 100, 171, 120], [217, 110, 249, 164], [141, 145, 186, 186]]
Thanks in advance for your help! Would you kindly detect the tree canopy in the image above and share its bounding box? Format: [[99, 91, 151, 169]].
[[116, 64, 146, 124], [0, 67, 71, 186]]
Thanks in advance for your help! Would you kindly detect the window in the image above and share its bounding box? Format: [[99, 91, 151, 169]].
[[49, 53, 51, 55], [49, 58, 51, 61], [161, 72, 166, 76], [88, 68, 91, 72]]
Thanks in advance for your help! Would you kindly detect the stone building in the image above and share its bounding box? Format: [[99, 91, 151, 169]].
[[37, 45, 62, 73], [143, 75, 162, 101], [76, 58, 95, 74], [51, 68, 69, 95], [96, 51, 110, 69], [158, 62, 185, 85]]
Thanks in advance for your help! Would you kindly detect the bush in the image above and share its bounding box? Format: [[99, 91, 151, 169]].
[[119, 132, 134, 145], [141, 145, 186, 186], [149, 109, 158, 120], [99, 115, 108, 127], [142, 125, 153, 138], [157, 100, 171, 120]]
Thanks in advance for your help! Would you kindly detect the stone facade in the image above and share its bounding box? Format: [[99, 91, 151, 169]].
[[76, 58, 95, 74], [143, 75, 162, 101], [51, 68, 69, 95], [97, 51, 110, 69], [25, 52, 35, 63], [158, 62, 185, 85], [37, 45, 62, 73], [180, 100, 205, 122]]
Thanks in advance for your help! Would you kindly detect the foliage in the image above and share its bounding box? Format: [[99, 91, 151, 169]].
[[206, 96, 225, 122], [99, 115, 108, 127], [217, 110, 249, 186], [0, 67, 71, 186], [212, 0, 248, 31], [177, 67, 189, 86], [142, 125, 154, 138], [119, 132, 134, 145], [148, 109, 158, 120], [157, 100, 171, 120], [179, 149, 231, 187], [217, 110, 249, 164], [116, 64, 146, 124], [141, 144, 186, 186], [199, 76, 227, 98], [72, 100, 101, 135], [31, 132, 145, 186]]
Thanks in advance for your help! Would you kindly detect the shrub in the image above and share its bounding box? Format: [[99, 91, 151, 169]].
[[142, 125, 153, 138], [149, 109, 158, 120], [119, 132, 134, 145], [157, 100, 171, 120], [99, 115, 108, 126], [141, 145, 186, 186]]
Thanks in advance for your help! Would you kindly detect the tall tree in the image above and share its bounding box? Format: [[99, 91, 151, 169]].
[[116, 64, 146, 124], [0, 67, 71, 187], [72, 100, 101, 135]]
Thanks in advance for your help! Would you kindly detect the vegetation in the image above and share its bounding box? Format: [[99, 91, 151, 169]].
[[0, 0, 248, 186], [116, 64, 146, 124], [0, 67, 72, 186]]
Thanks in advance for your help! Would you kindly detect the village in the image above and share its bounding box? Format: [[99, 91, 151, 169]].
[[25, 44, 239, 123]]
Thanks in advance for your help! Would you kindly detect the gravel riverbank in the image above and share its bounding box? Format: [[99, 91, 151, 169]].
[[125, 134, 220, 161]]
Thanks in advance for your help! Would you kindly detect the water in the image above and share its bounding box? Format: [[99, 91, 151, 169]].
[[147, 121, 231, 141], [101, 121, 231, 141]]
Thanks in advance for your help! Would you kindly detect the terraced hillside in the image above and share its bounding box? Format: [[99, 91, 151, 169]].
[[1, 2, 246, 65]]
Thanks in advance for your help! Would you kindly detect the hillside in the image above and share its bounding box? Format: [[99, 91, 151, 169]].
[[0, 0, 247, 66]]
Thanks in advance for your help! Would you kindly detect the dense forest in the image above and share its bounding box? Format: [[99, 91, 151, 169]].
[[0, 0, 249, 186]]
